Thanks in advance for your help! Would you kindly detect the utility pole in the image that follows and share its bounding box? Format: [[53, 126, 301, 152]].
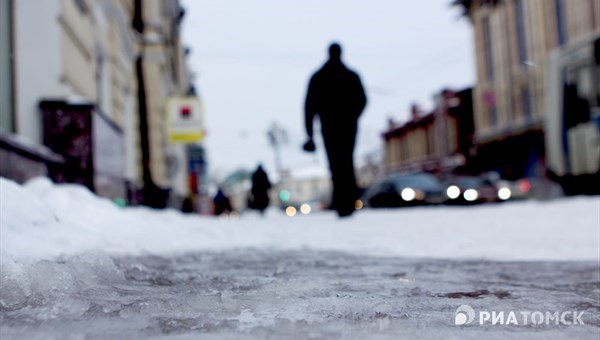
[[267, 122, 288, 181]]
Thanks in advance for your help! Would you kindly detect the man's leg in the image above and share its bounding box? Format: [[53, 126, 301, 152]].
[[322, 122, 358, 217], [335, 151, 357, 217]]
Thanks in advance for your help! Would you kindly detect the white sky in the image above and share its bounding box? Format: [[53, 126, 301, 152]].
[[181, 0, 475, 179]]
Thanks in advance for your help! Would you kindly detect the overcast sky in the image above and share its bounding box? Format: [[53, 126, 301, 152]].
[[181, 0, 475, 179]]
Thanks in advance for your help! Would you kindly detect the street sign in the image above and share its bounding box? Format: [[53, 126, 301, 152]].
[[166, 97, 205, 143]]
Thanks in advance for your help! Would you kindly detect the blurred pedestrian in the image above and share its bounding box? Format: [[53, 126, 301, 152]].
[[249, 164, 272, 215], [213, 188, 233, 216], [181, 197, 194, 213], [303, 43, 367, 217]]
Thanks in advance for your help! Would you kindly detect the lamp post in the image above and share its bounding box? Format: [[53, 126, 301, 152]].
[[267, 122, 288, 181]]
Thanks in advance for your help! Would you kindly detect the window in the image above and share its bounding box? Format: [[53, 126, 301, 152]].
[[521, 86, 532, 119], [555, 0, 567, 46], [515, 0, 528, 63], [483, 17, 494, 82], [489, 107, 498, 127]]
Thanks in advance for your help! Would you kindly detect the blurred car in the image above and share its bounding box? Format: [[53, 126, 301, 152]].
[[444, 175, 508, 204], [496, 178, 533, 200], [362, 173, 447, 208], [281, 199, 324, 217]]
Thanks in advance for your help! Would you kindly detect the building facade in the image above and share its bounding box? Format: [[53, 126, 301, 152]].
[[457, 0, 599, 180], [94, 0, 139, 198], [1, 0, 200, 205], [0, 0, 14, 132], [133, 0, 201, 208], [383, 88, 474, 175]]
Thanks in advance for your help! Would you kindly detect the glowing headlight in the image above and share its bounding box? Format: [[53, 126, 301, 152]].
[[414, 190, 425, 200], [498, 187, 511, 200], [285, 206, 297, 217], [401, 188, 416, 201], [463, 189, 478, 202], [446, 185, 460, 199], [354, 200, 364, 210], [300, 203, 311, 215]]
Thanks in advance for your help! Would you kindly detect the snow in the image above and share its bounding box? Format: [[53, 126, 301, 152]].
[[0, 128, 64, 163], [1, 177, 599, 338], [1, 177, 598, 262]]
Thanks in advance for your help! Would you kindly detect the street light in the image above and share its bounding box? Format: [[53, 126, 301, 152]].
[[267, 122, 288, 181]]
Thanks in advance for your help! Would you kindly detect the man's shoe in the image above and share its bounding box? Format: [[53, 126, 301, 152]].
[[337, 209, 354, 218]]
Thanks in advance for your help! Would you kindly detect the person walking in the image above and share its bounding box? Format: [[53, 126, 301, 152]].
[[250, 164, 272, 215], [303, 43, 367, 217], [213, 188, 233, 216]]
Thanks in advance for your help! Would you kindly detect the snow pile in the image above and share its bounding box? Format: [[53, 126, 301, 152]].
[[1, 176, 599, 263]]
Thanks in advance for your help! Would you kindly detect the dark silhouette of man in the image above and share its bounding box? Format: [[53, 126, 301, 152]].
[[181, 197, 194, 213], [303, 43, 367, 217], [250, 164, 272, 215], [213, 188, 233, 216]]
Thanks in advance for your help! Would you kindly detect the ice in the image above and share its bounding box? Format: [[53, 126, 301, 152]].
[[0, 254, 124, 316], [4, 250, 597, 339], [0, 261, 31, 312]]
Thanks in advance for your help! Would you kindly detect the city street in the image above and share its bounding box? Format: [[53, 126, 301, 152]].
[[2, 1, 599, 339]]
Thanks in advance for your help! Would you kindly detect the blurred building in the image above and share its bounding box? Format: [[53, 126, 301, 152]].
[[271, 165, 333, 214], [92, 0, 138, 199], [134, 0, 182, 206], [355, 151, 382, 190], [383, 88, 475, 175], [0, 0, 14, 131], [0, 0, 136, 199], [454, 0, 599, 183], [276, 166, 332, 210], [0, 0, 66, 181], [1, 0, 204, 206]]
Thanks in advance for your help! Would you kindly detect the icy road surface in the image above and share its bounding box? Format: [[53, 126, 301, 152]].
[[1, 250, 599, 339]]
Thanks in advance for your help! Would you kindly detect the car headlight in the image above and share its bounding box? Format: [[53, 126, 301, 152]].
[[285, 206, 297, 217], [401, 188, 416, 201], [354, 199, 364, 210], [446, 185, 460, 199], [300, 203, 311, 215], [498, 187, 511, 200], [414, 190, 425, 200], [463, 189, 479, 202]]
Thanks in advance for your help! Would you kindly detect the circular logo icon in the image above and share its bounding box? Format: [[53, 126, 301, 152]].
[[455, 305, 476, 325]]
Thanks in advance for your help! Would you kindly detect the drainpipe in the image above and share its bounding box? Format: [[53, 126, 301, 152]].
[[133, 0, 167, 208]]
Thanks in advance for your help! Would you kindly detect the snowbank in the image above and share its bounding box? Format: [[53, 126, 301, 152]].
[[1, 176, 598, 263]]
